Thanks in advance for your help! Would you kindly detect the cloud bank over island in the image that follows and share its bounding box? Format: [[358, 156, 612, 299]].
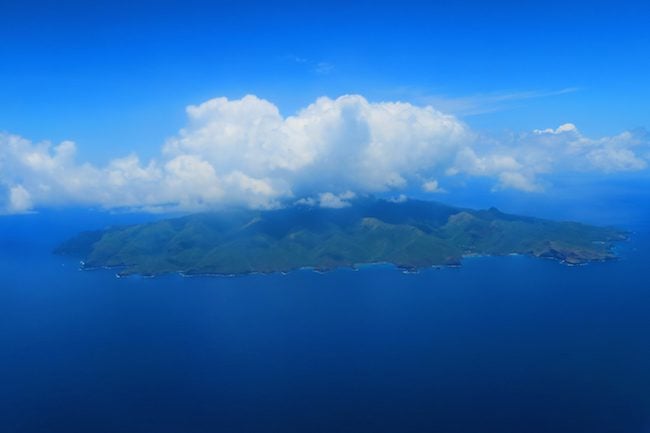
[[1, 94, 648, 214]]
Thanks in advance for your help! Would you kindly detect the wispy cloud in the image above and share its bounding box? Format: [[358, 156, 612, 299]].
[[314, 61, 335, 75], [391, 87, 578, 116], [283, 54, 335, 75], [283, 54, 309, 64]]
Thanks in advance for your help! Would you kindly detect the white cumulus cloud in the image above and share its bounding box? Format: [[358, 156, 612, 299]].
[[8, 185, 32, 214], [1, 94, 648, 214], [422, 179, 445, 193]]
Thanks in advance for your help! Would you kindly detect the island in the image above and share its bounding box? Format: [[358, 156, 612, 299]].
[[55, 198, 627, 276]]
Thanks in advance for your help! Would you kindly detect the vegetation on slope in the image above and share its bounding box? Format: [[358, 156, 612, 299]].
[[55, 198, 627, 276]]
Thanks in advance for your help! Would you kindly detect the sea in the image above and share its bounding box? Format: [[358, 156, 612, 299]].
[[1, 189, 649, 433]]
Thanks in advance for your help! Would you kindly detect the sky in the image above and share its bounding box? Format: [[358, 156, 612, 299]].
[[0, 0, 649, 214]]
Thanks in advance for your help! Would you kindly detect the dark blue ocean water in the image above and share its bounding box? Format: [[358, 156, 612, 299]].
[[1, 197, 650, 433]]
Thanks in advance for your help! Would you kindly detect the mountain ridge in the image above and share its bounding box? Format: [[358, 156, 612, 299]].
[[55, 198, 627, 276]]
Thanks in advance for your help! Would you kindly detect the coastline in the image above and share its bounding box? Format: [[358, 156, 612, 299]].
[[69, 246, 624, 279]]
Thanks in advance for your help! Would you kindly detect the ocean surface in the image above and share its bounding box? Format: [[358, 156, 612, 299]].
[[1, 196, 649, 433]]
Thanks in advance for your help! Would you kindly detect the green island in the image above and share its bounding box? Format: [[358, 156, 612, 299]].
[[55, 198, 627, 276]]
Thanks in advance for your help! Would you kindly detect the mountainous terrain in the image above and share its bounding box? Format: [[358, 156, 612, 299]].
[[55, 198, 627, 276]]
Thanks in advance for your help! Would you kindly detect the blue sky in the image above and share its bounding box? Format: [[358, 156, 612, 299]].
[[1, 0, 649, 213]]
